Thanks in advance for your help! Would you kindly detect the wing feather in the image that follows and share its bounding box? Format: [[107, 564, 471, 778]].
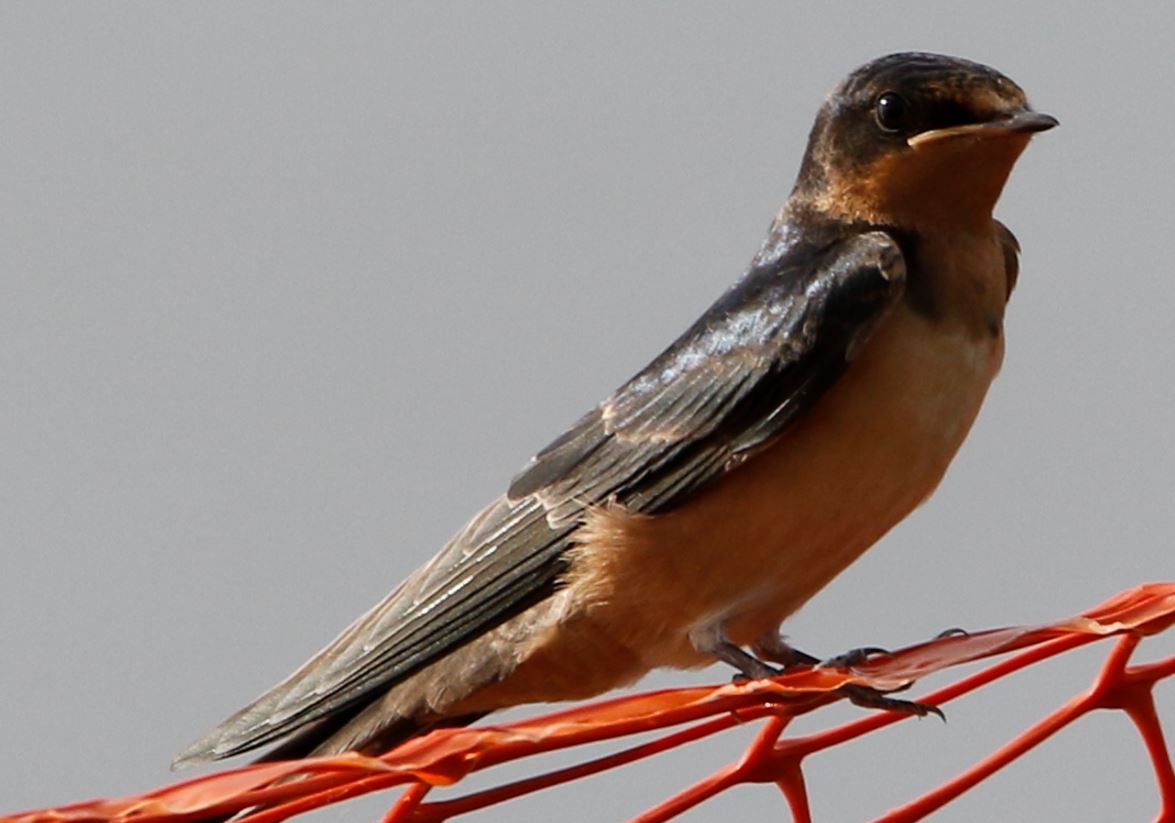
[[509, 230, 906, 517], [175, 228, 906, 765]]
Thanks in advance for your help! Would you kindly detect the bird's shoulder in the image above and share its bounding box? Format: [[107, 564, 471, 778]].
[[507, 222, 907, 518]]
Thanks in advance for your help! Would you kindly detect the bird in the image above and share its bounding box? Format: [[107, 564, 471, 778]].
[[175, 52, 1056, 768]]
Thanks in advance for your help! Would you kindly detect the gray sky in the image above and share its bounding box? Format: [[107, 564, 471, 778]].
[[2, 3, 1171, 821]]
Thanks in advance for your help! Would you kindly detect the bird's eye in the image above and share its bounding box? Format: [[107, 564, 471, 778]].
[[874, 92, 910, 133]]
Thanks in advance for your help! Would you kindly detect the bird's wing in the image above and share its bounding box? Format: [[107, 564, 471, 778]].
[[175, 229, 905, 765], [507, 229, 907, 518], [174, 494, 570, 765]]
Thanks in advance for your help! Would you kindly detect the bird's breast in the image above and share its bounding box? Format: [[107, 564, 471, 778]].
[[560, 281, 1005, 670], [462, 226, 1011, 707]]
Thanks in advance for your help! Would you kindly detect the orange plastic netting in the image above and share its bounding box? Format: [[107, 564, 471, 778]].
[[6, 583, 1173, 823]]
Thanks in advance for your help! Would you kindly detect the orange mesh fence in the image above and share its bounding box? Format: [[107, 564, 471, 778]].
[[5, 582, 1173, 823]]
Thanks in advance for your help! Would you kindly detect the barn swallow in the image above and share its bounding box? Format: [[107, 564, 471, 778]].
[[175, 52, 1055, 767]]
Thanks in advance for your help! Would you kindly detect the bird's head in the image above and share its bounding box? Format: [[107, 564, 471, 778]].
[[792, 52, 1056, 231]]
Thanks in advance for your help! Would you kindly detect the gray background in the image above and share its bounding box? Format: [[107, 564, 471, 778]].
[[2, 3, 1172, 821]]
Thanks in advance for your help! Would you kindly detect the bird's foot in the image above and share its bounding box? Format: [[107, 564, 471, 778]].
[[730, 659, 782, 682], [817, 645, 945, 720], [691, 625, 782, 681], [818, 645, 892, 669], [838, 683, 944, 720], [756, 632, 945, 719], [695, 628, 945, 720], [751, 633, 820, 669]]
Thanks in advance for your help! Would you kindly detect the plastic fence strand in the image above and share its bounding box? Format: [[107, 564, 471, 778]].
[[4, 582, 1172, 823]]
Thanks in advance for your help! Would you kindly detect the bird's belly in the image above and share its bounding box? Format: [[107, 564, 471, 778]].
[[444, 303, 1003, 714], [555, 301, 1003, 671]]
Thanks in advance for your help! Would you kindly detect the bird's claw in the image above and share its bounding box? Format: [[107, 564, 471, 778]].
[[819, 645, 892, 669], [839, 683, 945, 721], [730, 659, 783, 682], [935, 626, 969, 639], [750, 634, 820, 669]]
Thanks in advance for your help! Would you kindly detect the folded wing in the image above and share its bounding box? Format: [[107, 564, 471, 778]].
[[175, 229, 906, 765]]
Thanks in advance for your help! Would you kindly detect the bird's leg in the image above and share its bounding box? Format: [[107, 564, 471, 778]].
[[817, 646, 945, 720], [751, 631, 820, 669], [756, 631, 945, 720], [693, 625, 945, 718], [825, 623, 970, 667], [689, 624, 779, 680]]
